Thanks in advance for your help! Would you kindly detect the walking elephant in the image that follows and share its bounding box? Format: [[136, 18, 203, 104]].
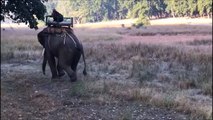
[[37, 27, 87, 82]]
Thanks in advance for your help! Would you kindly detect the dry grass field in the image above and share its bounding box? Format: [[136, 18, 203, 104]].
[[1, 18, 212, 120]]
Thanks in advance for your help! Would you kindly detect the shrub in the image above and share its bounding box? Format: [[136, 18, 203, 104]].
[[134, 17, 150, 28]]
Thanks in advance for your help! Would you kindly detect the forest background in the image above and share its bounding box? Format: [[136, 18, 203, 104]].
[[46, 0, 212, 25]]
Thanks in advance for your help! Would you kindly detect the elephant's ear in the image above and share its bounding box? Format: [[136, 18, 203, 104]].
[[37, 31, 45, 48]]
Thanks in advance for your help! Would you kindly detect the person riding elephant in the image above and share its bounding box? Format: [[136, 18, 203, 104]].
[[51, 9, 64, 22], [37, 28, 87, 82]]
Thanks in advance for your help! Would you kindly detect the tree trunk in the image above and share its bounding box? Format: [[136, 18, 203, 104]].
[[171, 9, 175, 18]]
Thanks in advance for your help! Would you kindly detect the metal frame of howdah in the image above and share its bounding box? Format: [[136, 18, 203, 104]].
[[45, 16, 74, 28]]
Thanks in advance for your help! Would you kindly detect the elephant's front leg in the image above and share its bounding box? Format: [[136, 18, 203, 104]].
[[47, 54, 58, 80]]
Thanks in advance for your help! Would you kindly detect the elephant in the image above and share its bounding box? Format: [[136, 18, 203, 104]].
[[37, 27, 87, 82]]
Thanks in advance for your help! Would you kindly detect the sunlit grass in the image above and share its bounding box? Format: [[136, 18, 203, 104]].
[[118, 25, 212, 36]]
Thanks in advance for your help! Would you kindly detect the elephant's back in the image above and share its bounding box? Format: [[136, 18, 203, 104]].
[[50, 34, 79, 54]]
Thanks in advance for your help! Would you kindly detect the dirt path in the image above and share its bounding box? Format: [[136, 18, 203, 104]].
[[1, 61, 190, 120]]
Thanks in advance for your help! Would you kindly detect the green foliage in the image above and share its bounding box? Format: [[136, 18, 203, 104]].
[[1, 0, 212, 27], [177, 0, 189, 17], [1, 0, 47, 29], [134, 17, 150, 28], [188, 0, 198, 16], [130, 1, 150, 27], [197, 0, 212, 17], [147, 0, 167, 18], [37, 20, 46, 27], [165, 0, 212, 17]]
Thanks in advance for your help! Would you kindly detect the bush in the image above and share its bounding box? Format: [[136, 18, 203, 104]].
[[134, 17, 150, 28]]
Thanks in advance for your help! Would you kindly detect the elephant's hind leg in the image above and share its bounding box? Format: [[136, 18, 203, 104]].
[[58, 50, 77, 82], [47, 54, 58, 80], [57, 60, 65, 77], [71, 52, 81, 72], [63, 66, 77, 82]]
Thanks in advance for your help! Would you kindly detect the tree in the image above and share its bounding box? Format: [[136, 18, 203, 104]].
[[197, 0, 212, 17], [66, 0, 91, 23], [117, 0, 130, 19], [147, 0, 167, 19], [101, 0, 118, 20], [1, 0, 47, 29], [131, 0, 150, 26], [44, 0, 58, 15], [197, 0, 206, 16], [55, 0, 72, 17], [205, 0, 212, 18], [165, 0, 180, 17], [176, 0, 189, 17]]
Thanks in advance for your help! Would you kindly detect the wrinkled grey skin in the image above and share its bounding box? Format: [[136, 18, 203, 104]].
[[38, 31, 87, 82]]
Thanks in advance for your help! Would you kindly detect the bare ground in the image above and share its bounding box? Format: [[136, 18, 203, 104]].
[[1, 61, 189, 120]]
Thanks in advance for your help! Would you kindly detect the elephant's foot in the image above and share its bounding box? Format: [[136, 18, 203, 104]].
[[58, 71, 65, 77], [83, 69, 87, 76], [51, 76, 60, 82], [70, 74, 77, 82]]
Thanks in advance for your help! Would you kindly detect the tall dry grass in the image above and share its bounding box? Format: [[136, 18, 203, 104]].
[[1, 24, 212, 119], [118, 25, 212, 36], [1, 28, 43, 62], [83, 42, 212, 119]]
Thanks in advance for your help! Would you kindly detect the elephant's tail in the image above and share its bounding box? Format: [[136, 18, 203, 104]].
[[68, 31, 87, 76], [42, 49, 47, 75], [81, 45, 87, 76]]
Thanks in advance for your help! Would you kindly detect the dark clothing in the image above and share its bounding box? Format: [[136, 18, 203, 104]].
[[53, 14, 63, 22], [52, 10, 64, 22]]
